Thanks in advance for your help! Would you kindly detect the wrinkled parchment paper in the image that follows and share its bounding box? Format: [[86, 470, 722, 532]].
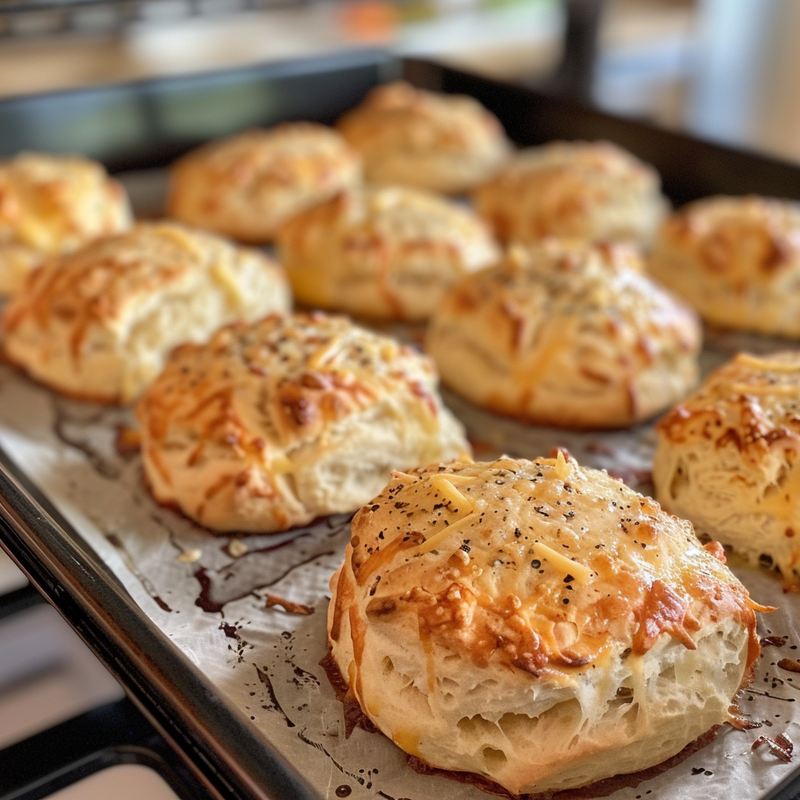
[[0, 171, 799, 800]]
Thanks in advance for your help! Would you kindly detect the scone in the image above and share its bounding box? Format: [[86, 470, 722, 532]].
[[1, 222, 291, 403], [135, 312, 469, 533], [165, 123, 362, 243], [328, 455, 761, 796], [654, 351, 800, 588], [0, 151, 132, 295], [426, 239, 701, 428], [472, 140, 667, 247], [648, 195, 800, 336], [336, 81, 511, 194], [277, 185, 501, 320]]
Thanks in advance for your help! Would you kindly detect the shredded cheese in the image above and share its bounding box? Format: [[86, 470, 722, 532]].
[[555, 450, 571, 480], [307, 335, 344, 370], [735, 353, 800, 373], [430, 474, 474, 511], [211, 261, 246, 305], [728, 382, 800, 396], [392, 470, 419, 482], [532, 541, 593, 584], [270, 453, 294, 475], [438, 473, 479, 485], [419, 511, 477, 554]]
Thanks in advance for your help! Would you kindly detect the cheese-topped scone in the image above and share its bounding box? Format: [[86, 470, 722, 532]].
[[473, 140, 667, 247], [654, 351, 800, 588], [1, 222, 291, 403], [0, 151, 132, 295], [166, 123, 362, 243], [426, 239, 701, 428], [337, 81, 511, 195], [328, 455, 761, 796], [648, 195, 800, 336], [136, 312, 469, 533], [277, 185, 501, 320]]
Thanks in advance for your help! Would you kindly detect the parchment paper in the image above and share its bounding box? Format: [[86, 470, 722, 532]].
[[0, 171, 799, 800]]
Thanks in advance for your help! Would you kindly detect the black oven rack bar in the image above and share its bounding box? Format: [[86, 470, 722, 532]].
[[0, 443, 323, 800], [0, 696, 218, 800]]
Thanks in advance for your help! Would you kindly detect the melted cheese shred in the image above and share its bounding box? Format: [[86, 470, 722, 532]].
[[419, 511, 477, 554], [554, 449, 572, 480], [531, 541, 593, 584], [307, 334, 345, 370], [429, 474, 475, 511], [735, 353, 800, 373], [728, 382, 800, 396], [391, 470, 420, 483]]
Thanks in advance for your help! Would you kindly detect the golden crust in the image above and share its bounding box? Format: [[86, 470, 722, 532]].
[[648, 195, 800, 336], [1, 222, 291, 403], [328, 456, 760, 795], [425, 239, 701, 428], [336, 81, 511, 194], [0, 151, 132, 295], [277, 185, 501, 320], [654, 351, 800, 587], [472, 140, 667, 247], [135, 312, 469, 533], [165, 123, 362, 243]]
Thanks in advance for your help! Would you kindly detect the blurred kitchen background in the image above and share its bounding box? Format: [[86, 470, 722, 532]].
[[0, 0, 799, 164], [1, 0, 799, 796]]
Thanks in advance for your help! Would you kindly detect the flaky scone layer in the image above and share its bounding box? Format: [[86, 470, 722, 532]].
[[0, 151, 132, 295], [648, 195, 800, 336], [1, 222, 291, 403], [136, 312, 469, 533], [277, 185, 501, 320], [426, 239, 701, 428], [472, 140, 667, 248], [166, 123, 362, 243], [337, 81, 511, 195], [655, 351, 800, 588], [328, 455, 760, 796]]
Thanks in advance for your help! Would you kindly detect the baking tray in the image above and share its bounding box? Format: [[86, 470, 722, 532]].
[[3, 49, 800, 800]]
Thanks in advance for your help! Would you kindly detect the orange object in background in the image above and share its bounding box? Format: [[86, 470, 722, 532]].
[[339, 0, 399, 42]]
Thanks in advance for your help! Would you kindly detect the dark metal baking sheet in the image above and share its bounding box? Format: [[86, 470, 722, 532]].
[[3, 49, 800, 800]]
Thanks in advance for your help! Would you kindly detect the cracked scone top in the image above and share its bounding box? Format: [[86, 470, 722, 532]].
[[136, 312, 469, 533], [648, 195, 800, 336], [654, 351, 800, 589], [328, 455, 761, 796], [0, 151, 132, 295], [425, 239, 701, 428], [277, 185, 501, 320], [166, 123, 362, 243], [1, 222, 291, 403], [336, 81, 511, 194], [472, 140, 667, 247]]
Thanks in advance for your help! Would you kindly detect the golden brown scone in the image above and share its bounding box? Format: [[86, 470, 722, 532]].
[[425, 239, 701, 428], [648, 195, 800, 336], [165, 123, 362, 243], [277, 185, 501, 320], [336, 81, 511, 194], [472, 140, 667, 247], [0, 151, 132, 295], [1, 222, 291, 403], [654, 351, 800, 589], [135, 312, 470, 534], [328, 454, 761, 796]]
